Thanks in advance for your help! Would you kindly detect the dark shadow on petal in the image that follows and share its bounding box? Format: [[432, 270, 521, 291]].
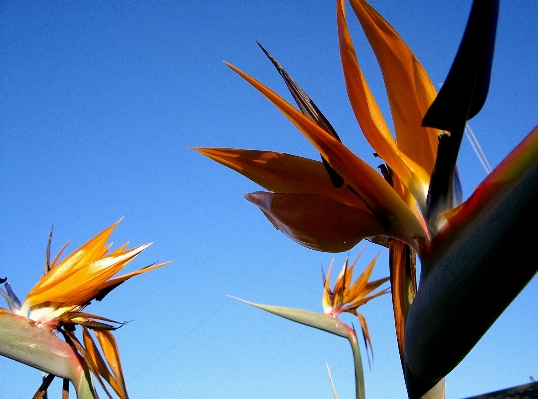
[[257, 42, 345, 188]]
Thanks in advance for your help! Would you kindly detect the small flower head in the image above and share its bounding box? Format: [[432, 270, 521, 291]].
[[0, 220, 169, 399], [322, 249, 389, 358]]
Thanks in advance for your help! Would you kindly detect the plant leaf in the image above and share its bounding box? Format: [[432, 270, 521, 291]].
[[230, 296, 353, 338], [405, 125, 538, 398]]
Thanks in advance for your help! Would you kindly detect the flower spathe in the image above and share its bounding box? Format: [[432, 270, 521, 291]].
[[0, 220, 169, 399]]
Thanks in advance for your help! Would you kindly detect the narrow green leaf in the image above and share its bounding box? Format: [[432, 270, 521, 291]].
[[230, 296, 351, 337]]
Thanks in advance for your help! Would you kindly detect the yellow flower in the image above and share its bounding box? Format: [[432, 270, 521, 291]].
[[195, 0, 443, 254], [0, 220, 168, 399], [322, 249, 389, 357]]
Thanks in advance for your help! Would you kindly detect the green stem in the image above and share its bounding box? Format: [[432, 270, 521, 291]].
[[347, 331, 366, 399], [73, 366, 96, 399], [420, 378, 445, 399], [0, 313, 96, 399]]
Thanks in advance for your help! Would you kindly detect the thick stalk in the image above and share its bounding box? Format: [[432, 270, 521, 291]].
[[420, 379, 445, 399], [347, 330, 366, 399], [404, 126, 538, 398]]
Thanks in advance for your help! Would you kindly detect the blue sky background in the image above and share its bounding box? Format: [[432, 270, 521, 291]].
[[1, 1, 537, 398]]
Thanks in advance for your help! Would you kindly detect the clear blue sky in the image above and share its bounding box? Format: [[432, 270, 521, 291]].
[[1, 1, 537, 398]]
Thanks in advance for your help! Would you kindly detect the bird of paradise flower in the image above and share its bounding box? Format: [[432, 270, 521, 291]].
[[195, 0, 538, 397], [196, 0, 440, 255], [232, 250, 389, 399], [0, 220, 169, 399]]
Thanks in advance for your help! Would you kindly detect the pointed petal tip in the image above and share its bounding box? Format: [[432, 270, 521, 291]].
[[110, 218, 123, 229]]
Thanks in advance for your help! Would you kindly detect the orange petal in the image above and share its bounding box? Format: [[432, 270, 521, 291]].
[[25, 244, 150, 308], [389, 169, 426, 232], [337, 0, 430, 210], [322, 259, 336, 310], [28, 221, 122, 296], [345, 254, 378, 302], [226, 63, 427, 247], [193, 147, 364, 208], [332, 257, 351, 305], [94, 330, 128, 399], [389, 239, 417, 369], [246, 192, 388, 252], [49, 240, 70, 269], [345, 286, 390, 311], [82, 327, 126, 399], [348, 0, 439, 176], [356, 311, 374, 363], [94, 261, 170, 302]]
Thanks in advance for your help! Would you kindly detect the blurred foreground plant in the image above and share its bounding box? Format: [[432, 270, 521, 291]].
[[233, 250, 389, 399], [0, 220, 168, 399], [196, 0, 537, 397]]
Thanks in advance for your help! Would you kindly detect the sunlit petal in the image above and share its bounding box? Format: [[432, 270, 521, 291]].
[[322, 259, 336, 310], [337, 0, 431, 211], [345, 255, 378, 302], [27, 221, 121, 296], [24, 244, 150, 312], [0, 221, 166, 399], [346, 286, 390, 313], [193, 148, 363, 208], [348, 0, 439, 175], [355, 311, 373, 363], [95, 262, 169, 302], [321, 253, 389, 363]]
